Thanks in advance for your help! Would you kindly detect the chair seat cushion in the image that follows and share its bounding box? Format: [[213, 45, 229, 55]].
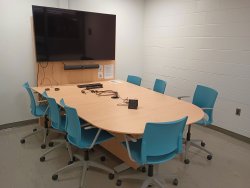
[[122, 139, 178, 165]]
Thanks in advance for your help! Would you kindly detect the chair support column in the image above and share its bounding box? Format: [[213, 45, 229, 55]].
[[84, 150, 89, 161], [186, 125, 191, 141], [148, 165, 154, 177], [41, 115, 49, 149], [184, 125, 192, 164]]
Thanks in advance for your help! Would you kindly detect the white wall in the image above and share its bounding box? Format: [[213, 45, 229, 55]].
[[0, 0, 59, 125], [0, 0, 144, 125], [68, 0, 145, 80], [143, 0, 250, 137]]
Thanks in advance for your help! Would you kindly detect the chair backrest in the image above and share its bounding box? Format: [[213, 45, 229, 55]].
[[192, 85, 218, 124], [23, 82, 36, 116], [60, 99, 81, 143], [127, 75, 142, 86], [153, 79, 166, 94], [141, 116, 188, 164], [42, 91, 61, 128]]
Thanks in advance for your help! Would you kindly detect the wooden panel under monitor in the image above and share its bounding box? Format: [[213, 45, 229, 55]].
[[37, 60, 115, 86]]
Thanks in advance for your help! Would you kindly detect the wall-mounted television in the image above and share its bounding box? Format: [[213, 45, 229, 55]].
[[32, 5, 116, 62]]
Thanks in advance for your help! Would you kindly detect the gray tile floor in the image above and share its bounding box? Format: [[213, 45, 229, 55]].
[[0, 124, 250, 188]]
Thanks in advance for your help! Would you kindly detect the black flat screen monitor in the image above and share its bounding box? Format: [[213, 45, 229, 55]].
[[32, 6, 116, 62]]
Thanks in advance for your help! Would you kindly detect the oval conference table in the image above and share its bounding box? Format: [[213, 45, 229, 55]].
[[33, 80, 204, 169]]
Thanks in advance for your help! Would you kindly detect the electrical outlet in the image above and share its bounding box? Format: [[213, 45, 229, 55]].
[[236, 108, 241, 116]]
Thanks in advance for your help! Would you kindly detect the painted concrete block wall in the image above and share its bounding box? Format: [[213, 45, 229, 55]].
[[0, 0, 59, 125], [143, 0, 250, 137]]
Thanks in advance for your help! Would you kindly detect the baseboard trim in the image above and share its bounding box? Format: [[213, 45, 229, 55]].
[[208, 125, 250, 144], [1, 119, 249, 144], [0, 119, 38, 130]]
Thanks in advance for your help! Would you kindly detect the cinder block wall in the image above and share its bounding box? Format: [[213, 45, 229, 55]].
[[143, 0, 250, 137]]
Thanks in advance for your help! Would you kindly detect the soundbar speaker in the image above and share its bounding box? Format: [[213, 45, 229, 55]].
[[64, 64, 99, 70]]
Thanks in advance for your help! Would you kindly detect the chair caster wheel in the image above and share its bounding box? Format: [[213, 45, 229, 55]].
[[109, 173, 114, 180], [68, 160, 74, 165], [40, 156, 45, 162], [201, 141, 206, 147], [207, 155, 212, 160], [141, 166, 146, 173], [52, 174, 58, 181], [48, 142, 54, 147], [41, 144, 46, 149], [173, 178, 178, 186], [73, 156, 77, 161], [33, 128, 37, 132], [116, 179, 122, 186], [184, 159, 190, 164], [100, 156, 106, 162], [137, 166, 146, 173], [20, 139, 25, 144]]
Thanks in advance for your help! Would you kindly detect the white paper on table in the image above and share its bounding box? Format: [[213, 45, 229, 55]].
[[98, 65, 104, 79], [98, 72, 103, 79], [104, 64, 114, 79], [98, 65, 103, 72], [110, 80, 122, 84]]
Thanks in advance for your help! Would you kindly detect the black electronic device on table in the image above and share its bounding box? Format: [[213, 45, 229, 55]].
[[77, 83, 103, 89], [86, 85, 103, 90], [128, 99, 138, 109]]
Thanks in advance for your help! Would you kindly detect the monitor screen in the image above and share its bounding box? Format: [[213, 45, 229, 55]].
[[32, 6, 116, 62]]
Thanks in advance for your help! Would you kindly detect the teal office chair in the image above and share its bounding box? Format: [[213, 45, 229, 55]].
[[39, 91, 76, 164], [116, 117, 188, 188], [127, 75, 142, 86], [20, 82, 49, 149], [179, 85, 218, 164], [153, 79, 167, 94], [52, 99, 115, 188]]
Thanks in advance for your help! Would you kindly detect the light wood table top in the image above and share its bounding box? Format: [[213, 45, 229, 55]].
[[33, 80, 204, 135]]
